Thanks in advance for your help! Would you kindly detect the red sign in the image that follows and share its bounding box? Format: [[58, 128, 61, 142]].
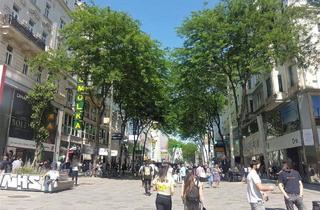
[[0, 64, 7, 104]]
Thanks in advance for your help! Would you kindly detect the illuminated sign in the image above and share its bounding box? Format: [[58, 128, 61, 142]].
[[73, 78, 86, 130]]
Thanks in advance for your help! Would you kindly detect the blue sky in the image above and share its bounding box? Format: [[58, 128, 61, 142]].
[[89, 0, 219, 49]]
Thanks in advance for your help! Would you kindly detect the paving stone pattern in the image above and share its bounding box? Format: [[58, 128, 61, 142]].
[[0, 177, 319, 210]]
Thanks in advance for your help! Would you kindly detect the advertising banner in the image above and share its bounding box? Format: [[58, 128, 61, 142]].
[[73, 77, 85, 130], [9, 90, 33, 140]]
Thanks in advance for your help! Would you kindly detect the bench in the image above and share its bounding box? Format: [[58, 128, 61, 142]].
[[47, 180, 74, 192]]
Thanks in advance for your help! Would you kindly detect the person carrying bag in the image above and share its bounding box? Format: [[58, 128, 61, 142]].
[[181, 173, 206, 210]]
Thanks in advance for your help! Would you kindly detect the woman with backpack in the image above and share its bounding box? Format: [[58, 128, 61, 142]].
[[181, 172, 205, 210], [153, 164, 175, 210]]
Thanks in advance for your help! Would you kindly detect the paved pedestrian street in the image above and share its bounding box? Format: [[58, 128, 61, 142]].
[[0, 177, 319, 210]]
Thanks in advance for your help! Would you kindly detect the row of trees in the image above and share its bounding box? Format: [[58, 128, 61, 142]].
[[165, 0, 318, 163], [28, 6, 169, 168], [26, 0, 319, 167]]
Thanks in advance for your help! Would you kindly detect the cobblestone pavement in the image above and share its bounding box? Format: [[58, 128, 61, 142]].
[[0, 177, 319, 210]]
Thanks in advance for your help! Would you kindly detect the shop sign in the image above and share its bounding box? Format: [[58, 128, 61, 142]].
[[0, 64, 7, 104], [98, 148, 108, 156], [73, 78, 86, 130], [266, 131, 302, 152], [9, 90, 33, 140], [0, 174, 42, 191], [111, 150, 118, 157]]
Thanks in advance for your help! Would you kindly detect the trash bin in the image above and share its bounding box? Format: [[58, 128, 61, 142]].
[[313, 201, 320, 210]]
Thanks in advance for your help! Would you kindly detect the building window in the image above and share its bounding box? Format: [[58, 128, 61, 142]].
[[67, 89, 73, 107], [60, 18, 65, 29], [84, 101, 90, 118], [28, 19, 35, 33], [266, 78, 272, 97], [12, 4, 20, 19], [23, 58, 28, 75], [278, 74, 283, 92], [44, 3, 50, 18], [249, 99, 254, 113], [279, 101, 299, 133], [5, 45, 13, 65], [248, 78, 252, 89], [318, 23, 320, 33], [36, 67, 42, 82], [288, 65, 295, 87], [42, 31, 48, 43]]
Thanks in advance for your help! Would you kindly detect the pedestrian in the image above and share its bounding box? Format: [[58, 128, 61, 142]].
[[141, 160, 153, 196], [153, 164, 175, 210], [180, 164, 187, 182], [11, 157, 23, 174], [247, 160, 274, 210], [212, 164, 221, 188], [278, 159, 306, 210], [196, 164, 207, 182], [43, 163, 59, 193], [0, 156, 10, 175], [181, 172, 206, 210], [71, 159, 79, 185]]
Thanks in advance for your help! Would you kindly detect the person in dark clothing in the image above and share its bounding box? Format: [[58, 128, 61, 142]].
[[142, 161, 153, 196], [278, 159, 305, 210], [0, 156, 10, 174]]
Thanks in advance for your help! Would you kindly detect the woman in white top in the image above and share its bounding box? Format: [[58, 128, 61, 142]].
[[153, 164, 175, 210]]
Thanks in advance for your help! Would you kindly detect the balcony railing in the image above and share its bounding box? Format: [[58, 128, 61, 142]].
[[2, 15, 45, 50]]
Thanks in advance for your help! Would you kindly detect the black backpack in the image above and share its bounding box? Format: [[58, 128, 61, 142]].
[[186, 178, 200, 203]]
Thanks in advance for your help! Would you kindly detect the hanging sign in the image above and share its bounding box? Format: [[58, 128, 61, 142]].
[[73, 77, 85, 130]]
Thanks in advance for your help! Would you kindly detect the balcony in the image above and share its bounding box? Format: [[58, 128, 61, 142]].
[[0, 15, 45, 52]]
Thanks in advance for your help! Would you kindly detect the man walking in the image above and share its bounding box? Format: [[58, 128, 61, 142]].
[[141, 160, 153, 196], [278, 159, 305, 210], [247, 160, 274, 210]]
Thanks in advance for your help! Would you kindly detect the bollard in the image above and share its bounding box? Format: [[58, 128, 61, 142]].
[[313, 201, 320, 210]]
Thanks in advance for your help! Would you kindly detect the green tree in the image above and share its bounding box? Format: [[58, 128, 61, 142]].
[[176, 0, 317, 163], [26, 82, 56, 167], [182, 143, 198, 163], [31, 6, 169, 169]]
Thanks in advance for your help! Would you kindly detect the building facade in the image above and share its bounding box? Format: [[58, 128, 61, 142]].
[[0, 0, 123, 165]]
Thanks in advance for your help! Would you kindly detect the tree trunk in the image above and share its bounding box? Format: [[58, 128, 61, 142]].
[[118, 122, 126, 176]]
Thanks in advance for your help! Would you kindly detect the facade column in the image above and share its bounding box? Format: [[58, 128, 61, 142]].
[[53, 109, 64, 162], [257, 114, 269, 177]]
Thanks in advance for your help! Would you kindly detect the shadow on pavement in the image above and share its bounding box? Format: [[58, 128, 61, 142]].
[[266, 208, 285, 210]]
